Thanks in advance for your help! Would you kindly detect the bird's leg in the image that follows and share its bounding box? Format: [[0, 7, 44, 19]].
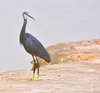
[[30, 56, 37, 80], [27, 56, 37, 81], [28, 56, 41, 81], [35, 56, 41, 80], [33, 56, 36, 78], [36, 56, 39, 78]]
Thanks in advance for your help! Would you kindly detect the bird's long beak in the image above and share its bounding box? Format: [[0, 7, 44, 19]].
[[27, 14, 35, 20]]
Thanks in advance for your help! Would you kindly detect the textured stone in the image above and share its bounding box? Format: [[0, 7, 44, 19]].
[[35, 39, 100, 68]]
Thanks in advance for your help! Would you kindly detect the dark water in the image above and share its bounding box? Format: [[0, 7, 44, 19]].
[[0, 0, 100, 73]]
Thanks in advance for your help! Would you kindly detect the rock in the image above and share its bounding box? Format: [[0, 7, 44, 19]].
[[0, 62, 100, 93], [1, 39, 100, 93], [36, 39, 100, 68]]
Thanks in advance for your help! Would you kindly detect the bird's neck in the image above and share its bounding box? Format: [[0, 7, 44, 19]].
[[20, 19, 27, 44], [22, 18, 27, 33]]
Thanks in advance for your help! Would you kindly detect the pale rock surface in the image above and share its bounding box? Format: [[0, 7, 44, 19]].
[[0, 62, 100, 93], [1, 39, 100, 93]]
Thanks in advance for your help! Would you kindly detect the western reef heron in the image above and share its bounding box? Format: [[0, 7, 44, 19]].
[[19, 11, 51, 80]]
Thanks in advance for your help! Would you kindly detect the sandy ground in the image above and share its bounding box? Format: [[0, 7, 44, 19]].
[[0, 61, 100, 93]]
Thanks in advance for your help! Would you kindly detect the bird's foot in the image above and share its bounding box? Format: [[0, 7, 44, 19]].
[[27, 76, 41, 81], [27, 77, 41, 81]]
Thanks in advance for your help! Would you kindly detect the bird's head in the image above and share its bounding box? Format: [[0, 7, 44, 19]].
[[22, 11, 35, 20]]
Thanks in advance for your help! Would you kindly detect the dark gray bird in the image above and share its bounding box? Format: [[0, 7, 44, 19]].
[[19, 11, 51, 80]]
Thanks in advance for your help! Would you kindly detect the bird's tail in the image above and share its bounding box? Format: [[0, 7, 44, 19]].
[[43, 52, 51, 62], [45, 56, 51, 62]]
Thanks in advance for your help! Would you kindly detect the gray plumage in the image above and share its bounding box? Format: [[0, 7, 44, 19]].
[[19, 11, 51, 78]]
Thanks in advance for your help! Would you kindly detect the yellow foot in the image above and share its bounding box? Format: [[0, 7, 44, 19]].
[[27, 77, 41, 81]]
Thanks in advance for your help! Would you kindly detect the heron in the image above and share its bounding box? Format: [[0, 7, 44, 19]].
[[19, 11, 51, 80]]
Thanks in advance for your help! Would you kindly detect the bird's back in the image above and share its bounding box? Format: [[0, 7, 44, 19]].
[[23, 33, 51, 62]]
